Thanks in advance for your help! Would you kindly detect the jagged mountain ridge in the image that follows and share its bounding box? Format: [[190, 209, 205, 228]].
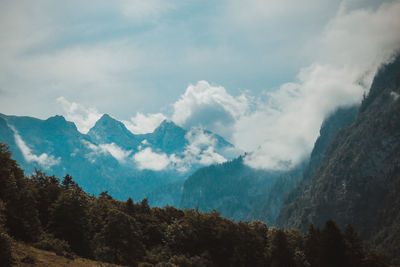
[[88, 114, 234, 157], [277, 55, 400, 257], [88, 114, 141, 151], [0, 113, 236, 203]]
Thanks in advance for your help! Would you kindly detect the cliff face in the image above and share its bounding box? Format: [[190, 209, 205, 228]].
[[277, 56, 400, 256], [247, 105, 357, 225]]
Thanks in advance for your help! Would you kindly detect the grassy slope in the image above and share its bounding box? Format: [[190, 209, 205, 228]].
[[11, 241, 122, 267]]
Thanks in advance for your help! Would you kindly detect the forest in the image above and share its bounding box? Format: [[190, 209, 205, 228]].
[[0, 143, 392, 267]]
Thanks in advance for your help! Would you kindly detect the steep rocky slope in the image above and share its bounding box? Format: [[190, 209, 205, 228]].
[[249, 105, 358, 224], [277, 55, 400, 257]]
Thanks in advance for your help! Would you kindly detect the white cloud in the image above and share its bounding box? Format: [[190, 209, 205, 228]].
[[162, 2, 400, 171], [57, 97, 103, 134], [238, 65, 365, 170], [141, 139, 149, 145], [82, 140, 132, 163], [133, 147, 170, 171], [98, 143, 132, 162], [123, 112, 166, 134], [312, 1, 400, 74], [9, 125, 61, 169], [182, 127, 227, 166], [172, 80, 249, 141], [131, 127, 228, 172], [238, 1, 400, 170], [390, 91, 400, 101]]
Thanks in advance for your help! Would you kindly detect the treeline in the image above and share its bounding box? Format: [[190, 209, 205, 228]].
[[0, 143, 390, 266]]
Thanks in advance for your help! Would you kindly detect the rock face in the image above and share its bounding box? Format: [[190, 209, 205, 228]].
[[277, 56, 400, 256], [303, 106, 359, 181], [249, 105, 358, 224]]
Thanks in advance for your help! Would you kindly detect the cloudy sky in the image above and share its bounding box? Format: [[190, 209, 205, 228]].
[[1, 0, 400, 170]]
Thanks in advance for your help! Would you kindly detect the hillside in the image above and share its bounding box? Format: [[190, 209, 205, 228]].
[[278, 55, 400, 258], [180, 156, 280, 221], [179, 105, 358, 224], [11, 241, 121, 267], [0, 143, 390, 266]]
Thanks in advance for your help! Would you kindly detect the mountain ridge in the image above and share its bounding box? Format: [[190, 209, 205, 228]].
[[0, 112, 236, 205]]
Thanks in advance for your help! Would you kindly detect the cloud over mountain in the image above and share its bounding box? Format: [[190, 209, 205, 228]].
[[241, 0, 400, 170], [9, 125, 61, 169], [57, 97, 103, 134], [6, 1, 398, 171], [133, 147, 171, 171], [123, 112, 167, 134], [171, 80, 249, 141]]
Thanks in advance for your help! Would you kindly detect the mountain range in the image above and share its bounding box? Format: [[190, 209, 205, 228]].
[[0, 113, 237, 203], [1, 54, 399, 261]]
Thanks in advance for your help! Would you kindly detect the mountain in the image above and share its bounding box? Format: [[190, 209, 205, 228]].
[[247, 105, 358, 224], [1, 143, 388, 266], [0, 113, 236, 204], [179, 105, 359, 223], [145, 180, 185, 207], [277, 55, 400, 258], [88, 114, 141, 151], [139, 120, 188, 154], [179, 157, 279, 220]]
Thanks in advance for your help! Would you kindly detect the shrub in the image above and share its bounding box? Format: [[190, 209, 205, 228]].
[[34, 233, 72, 257], [0, 231, 13, 267]]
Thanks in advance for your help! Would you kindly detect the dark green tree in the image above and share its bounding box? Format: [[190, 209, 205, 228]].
[[6, 187, 42, 242], [343, 224, 364, 267], [93, 209, 145, 265], [61, 174, 75, 188], [31, 170, 61, 227], [269, 229, 294, 267], [0, 199, 12, 267], [48, 186, 90, 256], [304, 224, 321, 267], [320, 220, 347, 267]]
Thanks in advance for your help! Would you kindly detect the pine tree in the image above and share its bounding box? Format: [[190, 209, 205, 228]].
[[343, 224, 364, 267], [320, 220, 347, 267], [305, 224, 321, 267], [61, 174, 75, 188], [93, 209, 144, 265], [48, 186, 90, 256], [270, 229, 294, 267]]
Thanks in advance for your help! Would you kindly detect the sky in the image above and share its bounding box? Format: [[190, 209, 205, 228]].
[[1, 0, 400, 170]]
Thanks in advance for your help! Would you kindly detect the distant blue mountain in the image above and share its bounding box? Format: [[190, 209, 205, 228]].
[[88, 114, 141, 151], [0, 113, 237, 204]]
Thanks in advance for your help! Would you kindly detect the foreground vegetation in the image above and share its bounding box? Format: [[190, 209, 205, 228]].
[[9, 241, 121, 267], [0, 143, 392, 266]]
